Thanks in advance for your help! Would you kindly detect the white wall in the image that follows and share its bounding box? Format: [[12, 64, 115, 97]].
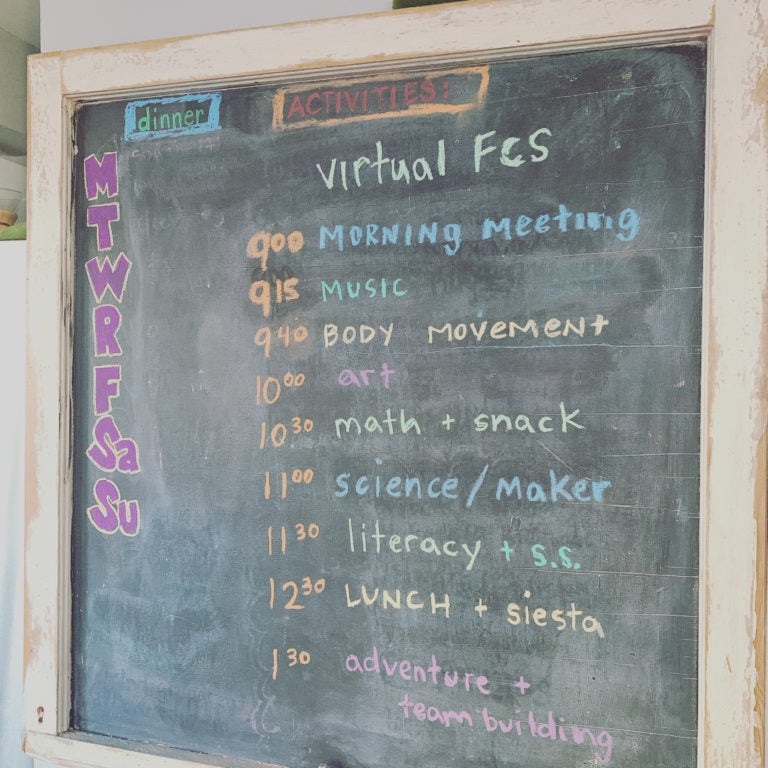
[[0, 240, 32, 768], [29, 3, 395, 767], [40, 0, 392, 52]]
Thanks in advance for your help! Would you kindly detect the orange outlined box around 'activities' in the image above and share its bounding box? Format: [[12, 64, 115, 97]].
[[273, 66, 489, 130]]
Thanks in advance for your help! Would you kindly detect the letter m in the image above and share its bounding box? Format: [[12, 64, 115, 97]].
[[495, 476, 522, 501], [321, 280, 344, 302], [335, 417, 362, 438], [427, 323, 453, 345], [84, 152, 118, 201], [319, 225, 344, 251], [481, 217, 511, 240]]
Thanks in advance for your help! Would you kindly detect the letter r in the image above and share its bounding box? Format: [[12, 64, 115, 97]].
[[93, 304, 123, 356]]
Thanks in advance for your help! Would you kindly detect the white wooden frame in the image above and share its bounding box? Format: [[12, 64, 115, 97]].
[[24, 0, 768, 766]]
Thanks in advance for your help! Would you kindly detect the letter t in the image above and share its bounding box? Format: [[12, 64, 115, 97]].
[[87, 203, 120, 250]]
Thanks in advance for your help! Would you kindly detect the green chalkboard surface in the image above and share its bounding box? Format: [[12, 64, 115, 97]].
[[71, 43, 705, 768]]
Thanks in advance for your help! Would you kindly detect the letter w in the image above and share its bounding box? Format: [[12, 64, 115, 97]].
[[86, 253, 132, 303]]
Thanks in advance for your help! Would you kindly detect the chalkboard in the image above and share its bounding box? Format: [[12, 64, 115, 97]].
[[69, 42, 705, 768]]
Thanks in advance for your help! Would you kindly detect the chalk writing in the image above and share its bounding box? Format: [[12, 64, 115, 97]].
[[346, 519, 482, 571], [274, 67, 489, 129], [344, 646, 492, 693], [70, 44, 704, 768], [82, 152, 141, 536]]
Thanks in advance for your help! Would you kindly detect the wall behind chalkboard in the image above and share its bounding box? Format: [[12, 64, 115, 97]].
[[69, 42, 704, 768], [0, 241, 33, 768], [40, 0, 392, 51]]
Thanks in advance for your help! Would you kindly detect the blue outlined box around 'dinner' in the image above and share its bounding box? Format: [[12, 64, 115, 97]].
[[124, 93, 222, 141]]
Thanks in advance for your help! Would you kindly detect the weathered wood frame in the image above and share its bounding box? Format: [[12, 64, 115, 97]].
[[24, 0, 768, 766]]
